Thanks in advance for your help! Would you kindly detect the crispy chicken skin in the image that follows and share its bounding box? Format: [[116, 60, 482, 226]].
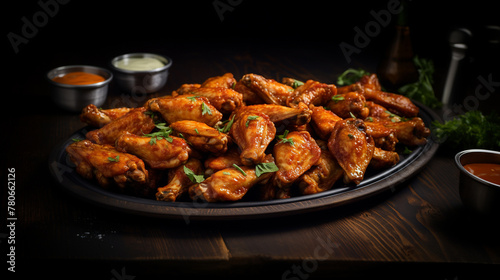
[[328, 118, 375, 185], [115, 132, 191, 169], [240, 73, 295, 105], [230, 109, 276, 166], [146, 95, 223, 127], [189, 155, 275, 202], [156, 158, 204, 202], [298, 140, 344, 195], [86, 107, 156, 145], [66, 140, 148, 189], [80, 104, 133, 127], [172, 87, 243, 114], [170, 120, 229, 154], [273, 130, 321, 187], [287, 80, 337, 108]]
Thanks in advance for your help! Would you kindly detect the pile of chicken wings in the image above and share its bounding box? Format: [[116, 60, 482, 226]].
[[67, 73, 430, 202]]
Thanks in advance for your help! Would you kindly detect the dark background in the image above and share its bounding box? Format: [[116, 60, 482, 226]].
[[5, 0, 500, 81]]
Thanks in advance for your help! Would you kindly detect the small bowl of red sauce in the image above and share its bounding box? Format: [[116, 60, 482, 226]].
[[455, 149, 500, 215], [47, 65, 113, 112]]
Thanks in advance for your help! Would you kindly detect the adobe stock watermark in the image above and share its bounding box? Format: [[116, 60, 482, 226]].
[[7, 0, 71, 54], [281, 235, 339, 280], [213, 0, 243, 22], [339, 0, 404, 63]]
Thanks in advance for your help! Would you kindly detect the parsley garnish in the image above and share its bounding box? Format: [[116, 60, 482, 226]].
[[336, 68, 371, 86], [232, 164, 247, 176], [255, 162, 279, 177], [331, 95, 345, 103], [143, 123, 174, 144], [292, 79, 304, 89], [217, 115, 235, 133], [183, 165, 205, 183], [187, 96, 199, 102], [277, 130, 294, 146], [108, 155, 120, 162], [201, 102, 212, 115], [245, 116, 259, 127], [398, 56, 442, 109]]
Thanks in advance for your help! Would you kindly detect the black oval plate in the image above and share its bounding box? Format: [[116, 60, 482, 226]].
[[48, 103, 440, 220]]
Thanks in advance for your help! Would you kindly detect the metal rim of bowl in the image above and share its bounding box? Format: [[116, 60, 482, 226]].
[[455, 149, 500, 188], [110, 53, 172, 74], [47, 65, 113, 88]]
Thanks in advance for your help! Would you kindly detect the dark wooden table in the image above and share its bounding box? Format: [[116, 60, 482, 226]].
[[4, 41, 500, 280]]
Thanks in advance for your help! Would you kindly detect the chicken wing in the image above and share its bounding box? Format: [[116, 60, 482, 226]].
[[233, 80, 266, 105], [310, 106, 343, 140], [328, 118, 374, 185], [172, 87, 243, 114], [189, 155, 275, 202], [297, 140, 344, 195], [370, 147, 400, 169], [240, 73, 295, 105], [66, 140, 148, 189], [204, 147, 242, 176], [273, 130, 321, 187], [200, 72, 236, 89], [287, 80, 337, 108], [241, 103, 312, 126], [368, 117, 430, 146], [80, 104, 133, 127], [115, 132, 191, 169], [146, 95, 223, 127], [326, 91, 369, 119], [170, 120, 229, 154], [156, 158, 204, 202], [364, 120, 398, 151], [230, 109, 276, 166], [86, 107, 156, 145]]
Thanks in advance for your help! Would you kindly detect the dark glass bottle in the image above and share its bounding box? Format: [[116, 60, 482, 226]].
[[377, 1, 418, 91]]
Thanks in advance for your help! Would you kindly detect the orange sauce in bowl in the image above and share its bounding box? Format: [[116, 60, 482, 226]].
[[464, 163, 500, 185], [52, 72, 105, 85]]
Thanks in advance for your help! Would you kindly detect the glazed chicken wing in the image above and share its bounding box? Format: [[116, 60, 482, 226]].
[[368, 117, 430, 146], [328, 118, 375, 185], [287, 80, 337, 108], [200, 72, 236, 89], [172, 87, 243, 114], [310, 106, 343, 140], [66, 140, 148, 190], [189, 155, 275, 202], [297, 140, 344, 195], [204, 147, 242, 176], [146, 95, 223, 127], [86, 107, 156, 145], [230, 109, 276, 166], [240, 73, 295, 105], [170, 120, 229, 154], [115, 132, 191, 169], [233, 80, 266, 105], [156, 158, 204, 202], [326, 91, 369, 119], [273, 130, 321, 188], [241, 103, 312, 126], [80, 104, 133, 127]]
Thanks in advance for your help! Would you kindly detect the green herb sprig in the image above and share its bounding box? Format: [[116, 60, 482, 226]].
[[398, 56, 442, 109], [143, 123, 174, 144]]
